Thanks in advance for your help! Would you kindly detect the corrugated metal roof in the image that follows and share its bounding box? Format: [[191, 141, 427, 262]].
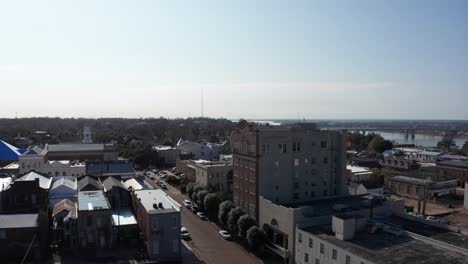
[[51, 177, 77, 191], [112, 208, 137, 226], [103, 177, 128, 192], [78, 176, 102, 191], [78, 191, 110, 211], [52, 199, 77, 220], [0, 214, 38, 229], [0, 140, 23, 161]]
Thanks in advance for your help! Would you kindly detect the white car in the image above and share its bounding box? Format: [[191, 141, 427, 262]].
[[219, 230, 232, 240], [197, 212, 207, 221], [183, 200, 192, 208], [426, 216, 440, 223], [181, 227, 191, 240]]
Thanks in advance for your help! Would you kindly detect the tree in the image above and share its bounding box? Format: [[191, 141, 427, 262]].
[[462, 140, 468, 156], [197, 190, 209, 211], [237, 214, 256, 238], [186, 182, 195, 198], [368, 135, 392, 153], [179, 185, 187, 194], [227, 207, 244, 235], [204, 193, 221, 221], [247, 226, 266, 252], [218, 201, 234, 229], [438, 135, 455, 152], [191, 185, 205, 205]]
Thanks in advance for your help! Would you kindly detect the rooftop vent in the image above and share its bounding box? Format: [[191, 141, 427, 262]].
[[158, 202, 164, 209], [153, 203, 158, 209]]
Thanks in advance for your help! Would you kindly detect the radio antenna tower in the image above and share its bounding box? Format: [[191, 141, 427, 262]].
[[201, 88, 204, 118]]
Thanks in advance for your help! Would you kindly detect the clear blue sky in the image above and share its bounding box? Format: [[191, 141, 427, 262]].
[[0, 0, 467, 119]]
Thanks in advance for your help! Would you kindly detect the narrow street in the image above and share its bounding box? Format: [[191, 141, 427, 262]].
[[145, 175, 263, 264]]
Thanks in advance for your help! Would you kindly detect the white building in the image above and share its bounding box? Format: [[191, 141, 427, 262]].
[[346, 165, 372, 183], [295, 215, 468, 264], [192, 160, 233, 192], [19, 147, 86, 176], [176, 139, 225, 161]]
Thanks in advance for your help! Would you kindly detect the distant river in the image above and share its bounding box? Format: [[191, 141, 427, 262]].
[[374, 131, 467, 148]]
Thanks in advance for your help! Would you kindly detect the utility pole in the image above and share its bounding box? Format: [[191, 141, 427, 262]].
[[201, 88, 204, 118]]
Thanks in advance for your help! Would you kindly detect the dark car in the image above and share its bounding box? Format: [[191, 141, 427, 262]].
[[190, 205, 199, 214]]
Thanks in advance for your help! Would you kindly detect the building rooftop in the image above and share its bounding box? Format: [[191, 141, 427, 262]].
[[124, 177, 153, 191], [78, 176, 102, 191], [0, 177, 12, 192], [78, 191, 110, 211], [153, 145, 174, 151], [102, 176, 128, 192], [301, 224, 468, 264], [346, 165, 371, 174], [2, 162, 19, 170], [22, 146, 44, 155], [46, 143, 107, 152], [112, 208, 137, 226], [0, 140, 24, 161], [0, 214, 38, 229], [16, 171, 52, 189], [416, 150, 442, 156], [437, 160, 468, 169], [134, 189, 180, 214], [87, 163, 134, 174], [388, 175, 456, 185], [52, 199, 77, 220], [51, 177, 77, 191]]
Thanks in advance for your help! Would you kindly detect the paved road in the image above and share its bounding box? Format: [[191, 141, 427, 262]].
[[145, 175, 263, 264]]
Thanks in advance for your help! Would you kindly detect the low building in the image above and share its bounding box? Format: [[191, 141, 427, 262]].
[[348, 182, 384, 196], [102, 177, 130, 208], [131, 189, 181, 262], [1, 171, 52, 213], [258, 195, 404, 264], [192, 160, 233, 192], [176, 159, 197, 182], [51, 199, 78, 249], [78, 176, 103, 192], [86, 162, 135, 178], [0, 162, 19, 175], [124, 177, 153, 191], [49, 177, 78, 208], [0, 214, 44, 262], [44, 143, 119, 162], [153, 145, 180, 166], [295, 215, 468, 264], [19, 147, 87, 176], [346, 165, 372, 183], [385, 175, 458, 199], [435, 160, 468, 181], [380, 158, 419, 171], [77, 191, 113, 256], [176, 139, 225, 161]]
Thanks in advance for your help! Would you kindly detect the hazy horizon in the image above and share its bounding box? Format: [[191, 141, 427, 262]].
[[1, 0, 467, 120]]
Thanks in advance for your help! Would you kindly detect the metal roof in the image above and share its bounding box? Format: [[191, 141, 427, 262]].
[[78, 191, 110, 211], [0, 140, 23, 161], [16, 171, 52, 189], [51, 177, 77, 191], [52, 199, 77, 220], [78, 176, 102, 191], [103, 177, 128, 192], [0, 214, 38, 229], [112, 208, 137, 226]]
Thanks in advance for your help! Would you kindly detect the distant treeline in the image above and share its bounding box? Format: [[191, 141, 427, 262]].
[[0, 117, 236, 146]]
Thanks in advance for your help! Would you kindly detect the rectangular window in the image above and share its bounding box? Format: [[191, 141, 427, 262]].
[[278, 144, 287, 153], [293, 193, 299, 200], [321, 141, 327, 148], [172, 216, 177, 227], [298, 232, 302, 243], [315, 259, 320, 264], [153, 239, 159, 254], [0, 230, 6, 239], [332, 249, 337, 260], [323, 157, 328, 164], [152, 218, 159, 231], [346, 255, 351, 264], [361, 262, 366, 264], [320, 243, 325, 254], [304, 253, 309, 263], [293, 142, 301, 152], [308, 238, 313, 248], [294, 158, 300, 167], [172, 239, 178, 252], [294, 182, 299, 189]]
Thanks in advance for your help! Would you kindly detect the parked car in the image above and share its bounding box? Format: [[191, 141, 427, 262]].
[[183, 200, 192, 208], [197, 212, 207, 221], [161, 184, 168, 190], [181, 227, 191, 240], [219, 230, 232, 240], [426, 216, 440, 223], [190, 205, 199, 214]]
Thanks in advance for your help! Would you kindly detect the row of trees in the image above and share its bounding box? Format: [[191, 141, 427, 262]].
[[347, 132, 393, 153], [186, 183, 266, 252]]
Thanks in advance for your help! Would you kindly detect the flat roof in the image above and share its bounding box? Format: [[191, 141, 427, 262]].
[[47, 143, 105, 152], [301, 225, 468, 264], [134, 189, 180, 214], [0, 214, 38, 229], [347, 165, 371, 174], [112, 208, 137, 226], [78, 191, 110, 211]]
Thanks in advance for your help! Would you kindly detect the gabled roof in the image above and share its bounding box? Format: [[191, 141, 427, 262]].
[[16, 171, 52, 189], [51, 178, 77, 191], [0, 140, 23, 161], [22, 146, 44, 155], [78, 176, 102, 191], [0, 214, 38, 229], [102, 177, 128, 192], [177, 141, 202, 152], [52, 199, 77, 220]]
